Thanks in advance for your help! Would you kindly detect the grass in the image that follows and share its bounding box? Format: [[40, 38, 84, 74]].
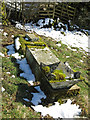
[[1, 25, 89, 118]]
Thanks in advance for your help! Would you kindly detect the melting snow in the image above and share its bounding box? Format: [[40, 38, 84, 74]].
[[0, 52, 5, 57], [12, 53, 23, 59], [25, 18, 89, 52], [17, 58, 35, 85], [32, 99, 81, 118], [15, 37, 21, 50], [2, 87, 5, 92], [23, 98, 30, 102], [6, 44, 15, 55], [15, 23, 23, 30], [3, 32, 8, 37], [80, 60, 84, 63], [6, 72, 10, 74], [31, 86, 46, 105], [11, 75, 15, 78]]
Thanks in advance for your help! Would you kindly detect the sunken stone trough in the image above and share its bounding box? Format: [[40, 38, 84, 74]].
[[25, 33, 82, 100]]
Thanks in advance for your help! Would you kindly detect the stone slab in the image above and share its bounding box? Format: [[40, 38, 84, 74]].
[[28, 47, 60, 65]]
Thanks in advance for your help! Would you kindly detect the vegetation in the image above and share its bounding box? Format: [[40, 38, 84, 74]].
[[1, 1, 8, 25], [52, 70, 66, 81], [42, 66, 50, 74]]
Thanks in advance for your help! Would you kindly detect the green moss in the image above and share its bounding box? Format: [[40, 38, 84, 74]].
[[80, 75, 85, 80], [53, 70, 66, 80], [42, 66, 50, 74], [19, 37, 26, 55], [49, 79, 66, 83], [26, 41, 47, 47], [61, 31, 66, 36], [67, 89, 80, 97], [27, 45, 45, 49], [1, 2, 8, 25], [72, 69, 77, 72], [58, 99, 63, 104], [17, 35, 47, 53]]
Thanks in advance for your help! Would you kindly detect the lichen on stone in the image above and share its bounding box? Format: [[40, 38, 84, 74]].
[[52, 69, 66, 80], [42, 66, 50, 74]]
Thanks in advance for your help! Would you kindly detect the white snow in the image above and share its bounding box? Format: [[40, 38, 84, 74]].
[[11, 75, 15, 78], [25, 19, 89, 52], [32, 99, 81, 118], [6, 44, 15, 55], [80, 60, 84, 63], [2, 87, 5, 92], [0, 52, 5, 57], [37, 19, 44, 27], [12, 53, 22, 59], [31, 86, 46, 105], [17, 58, 35, 85], [15, 37, 21, 50], [56, 43, 61, 47], [15, 23, 23, 30], [3, 32, 8, 37], [6, 72, 10, 74], [66, 56, 70, 58], [0, 29, 3, 32], [11, 35, 14, 38], [44, 18, 50, 25], [1, 78, 4, 80]]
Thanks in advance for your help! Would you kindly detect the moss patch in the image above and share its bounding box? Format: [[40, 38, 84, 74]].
[[52, 70, 66, 80]]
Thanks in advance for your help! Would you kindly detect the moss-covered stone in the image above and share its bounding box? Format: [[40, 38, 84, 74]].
[[53, 69, 66, 80], [57, 99, 63, 105], [42, 66, 50, 74]]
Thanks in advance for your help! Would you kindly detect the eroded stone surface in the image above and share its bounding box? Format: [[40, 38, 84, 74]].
[[29, 47, 60, 65]]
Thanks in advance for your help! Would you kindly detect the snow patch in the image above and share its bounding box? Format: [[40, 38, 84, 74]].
[[6, 44, 15, 55], [25, 20, 88, 52], [17, 58, 35, 85], [32, 99, 81, 118], [6, 72, 10, 74], [31, 86, 46, 105], [0, 52, 5, 57], [12, 53, 22, 59], [15, 37, 21, 50], [15, 23, 23, 30], [2, 87, 5, 92], [3, 32, 8, 37], [23, 98, 30, 102], [11, 75, 15, 78]]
